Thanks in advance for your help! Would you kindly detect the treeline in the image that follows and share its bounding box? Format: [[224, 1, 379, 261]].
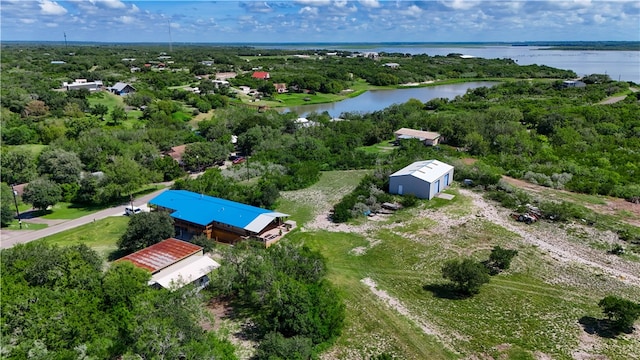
[[1, 242, 236, 359]]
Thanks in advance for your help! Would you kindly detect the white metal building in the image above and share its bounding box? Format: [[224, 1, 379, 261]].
[[389, 160, 454, 199]]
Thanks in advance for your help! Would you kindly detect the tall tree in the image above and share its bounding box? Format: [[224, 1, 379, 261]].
[[22, 178, 62, 211], [118, 211, 175, 253], [0, 149, 37, 185], [110, 105, 127, 125], [37, 148, 84, 184]]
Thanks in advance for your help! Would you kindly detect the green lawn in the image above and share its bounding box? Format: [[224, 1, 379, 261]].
[[36, 216, 129, 259], [40, 202, 106, 220], [3, 144, 47, 157], [6, 220, 48, 230], [88, 91, 124, 109]]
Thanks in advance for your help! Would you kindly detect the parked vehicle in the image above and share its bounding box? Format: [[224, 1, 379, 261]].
[[125, 207, 142, 216], [510, 204, 542, 224], [232, 156, 245, 165]]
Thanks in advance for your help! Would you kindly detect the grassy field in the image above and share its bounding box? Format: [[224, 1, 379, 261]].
[[40, 202, 106, 220], [277, 170, 371, 227], [275, 172, 640, 360], [87, 91, 143, 127], [36, 216, 128, 259], [3, 144, 47, 156], [6, 220, 48, 231]]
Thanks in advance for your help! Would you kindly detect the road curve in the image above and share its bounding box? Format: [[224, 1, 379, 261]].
[[0, 188, 168, 249]]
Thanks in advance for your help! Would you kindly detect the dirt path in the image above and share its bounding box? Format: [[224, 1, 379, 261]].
[[501, 176, 640, 227], [360, 277, 460, 354], [454, 189, 640, 287]]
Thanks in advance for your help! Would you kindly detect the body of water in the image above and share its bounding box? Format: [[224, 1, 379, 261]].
[[286, 82, 497, 117], [262, 43, 639, 83], [271, 43, 639, 117]]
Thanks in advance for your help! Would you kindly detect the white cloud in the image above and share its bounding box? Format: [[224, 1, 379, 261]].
[[39, 0, 67, 15], [129, 4, 140, 14], [398, 5, 423, 17], [100, 0, 126, 9], [299, 6, 319, 16], [359, 0, 380, 8], [295, 0, 332, 5], [334, 0, 348, 8], [170, 22, 180, 29], [20, 18, 37, 24], [440, 0, 479, 11], [118, 16, 135, 24], [593, 14, 606, 24], [45, 22, 59, 27]]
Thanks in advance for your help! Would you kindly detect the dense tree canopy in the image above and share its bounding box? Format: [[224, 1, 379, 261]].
[[118, 211, 175, 254], [0, 243, 236, 359]]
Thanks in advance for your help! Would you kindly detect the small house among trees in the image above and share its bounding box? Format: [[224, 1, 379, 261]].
[[109, 82, 136, 95], [394, 128, 442, 146], [252, 71, 270, 80], [116, 237, 220, 290], [389, 160, 454, 199]]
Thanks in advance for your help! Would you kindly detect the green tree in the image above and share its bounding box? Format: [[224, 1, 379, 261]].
[[1, 183, 16, 226], [598, 296, 640, 333], [22, 178, 62, 210], [486, 246, 519, 274], [104, 156, 145, 198], [182, 141, 230, 171], [110, 105, 127, 125], [91, 103, 109, 120], [0, 149, 37, 184], [37, 148, 84, 184], [254, 332, 314, 360], [118, 211, 175, 253], [441, 258, 490, 295]]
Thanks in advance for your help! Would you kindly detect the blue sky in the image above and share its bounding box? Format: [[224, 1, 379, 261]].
[[2, 1, 639, 43]]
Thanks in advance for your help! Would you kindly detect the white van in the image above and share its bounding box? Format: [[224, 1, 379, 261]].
[[125, 207, 142, 216]]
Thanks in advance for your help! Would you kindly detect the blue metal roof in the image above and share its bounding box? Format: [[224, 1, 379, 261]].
[[149, 190, 274, 228]]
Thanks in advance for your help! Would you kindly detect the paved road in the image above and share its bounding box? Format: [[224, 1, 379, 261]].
[[0, 187, 168, 249]]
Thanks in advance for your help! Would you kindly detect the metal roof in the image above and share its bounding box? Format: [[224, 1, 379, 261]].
[[149, 190, 289, 232], [394, 128, 441, 141], [390, 160, 453, 183], [151, 255, 220, 290], [117, 238, 202, 273]]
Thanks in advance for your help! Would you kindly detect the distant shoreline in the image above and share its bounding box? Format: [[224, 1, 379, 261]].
[[2, 40, 639, 51]]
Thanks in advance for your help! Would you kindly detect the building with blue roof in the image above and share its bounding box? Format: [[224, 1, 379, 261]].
[[149, 190, 292, 246]]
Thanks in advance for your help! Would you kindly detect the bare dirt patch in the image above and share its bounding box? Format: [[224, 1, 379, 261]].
[[461, 157, 478, 165], [205, 299, 257, 359]]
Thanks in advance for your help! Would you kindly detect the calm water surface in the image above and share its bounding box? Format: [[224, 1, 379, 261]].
[[271, 44, 639, 117], [286, 82, 497, 117]]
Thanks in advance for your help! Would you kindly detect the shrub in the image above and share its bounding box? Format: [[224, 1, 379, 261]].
[[441, 258, 490, 295], [485, 246, 519, 274], [598, 295, 640, 333]]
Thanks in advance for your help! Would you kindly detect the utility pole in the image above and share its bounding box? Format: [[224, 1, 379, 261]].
[[11, 185, 22, 229], [64, 32, 67, 48]]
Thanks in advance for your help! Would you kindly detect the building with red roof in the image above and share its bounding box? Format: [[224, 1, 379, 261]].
[[116, 238, 220, 290], [252, 71, 270, 80]]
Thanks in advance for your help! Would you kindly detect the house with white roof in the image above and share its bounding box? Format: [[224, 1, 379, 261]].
[[389, 160, 454, 199]]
